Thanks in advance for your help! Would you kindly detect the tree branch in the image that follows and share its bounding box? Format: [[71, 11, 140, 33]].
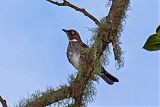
[[47, 0, 100, 26], [93, 0, 129, 59], [23, 0, 129, 106], [0, 96, 8, 107], [24, 86, 72, 107]]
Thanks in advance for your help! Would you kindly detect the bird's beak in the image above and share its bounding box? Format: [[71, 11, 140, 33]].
[[62, 29, 71, 40], [62, 29, 68, 33]]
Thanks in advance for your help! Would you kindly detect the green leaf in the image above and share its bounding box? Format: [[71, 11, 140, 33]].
[[156, 25, 160, 34], [156, 25, 160, 37], [143, 34, 160, 51]]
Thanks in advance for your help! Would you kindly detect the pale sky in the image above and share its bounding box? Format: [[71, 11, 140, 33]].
[[0, 0, 159, 107]]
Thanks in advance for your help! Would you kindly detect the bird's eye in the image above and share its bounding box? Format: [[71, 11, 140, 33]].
[[71, 31, 75, 35]]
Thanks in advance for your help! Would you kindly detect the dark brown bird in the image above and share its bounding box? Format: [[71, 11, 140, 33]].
[[62, 29, 119, 85]]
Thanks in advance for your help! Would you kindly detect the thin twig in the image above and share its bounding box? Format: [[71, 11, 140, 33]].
[[47, 0, 100, 26], [0, 96, 8, 107]]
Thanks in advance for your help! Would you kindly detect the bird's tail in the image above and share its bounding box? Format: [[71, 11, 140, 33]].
[[100, 68, 119, 85]]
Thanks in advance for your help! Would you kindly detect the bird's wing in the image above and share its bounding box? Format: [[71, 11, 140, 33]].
[[81, 42, 89, 48], [67, 51, 72, 64]]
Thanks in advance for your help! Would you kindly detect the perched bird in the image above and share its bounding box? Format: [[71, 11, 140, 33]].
[[62, 29, 119, 85]]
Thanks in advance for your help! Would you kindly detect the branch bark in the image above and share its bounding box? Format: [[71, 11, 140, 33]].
[[47, 0, 100, 26], [24, 86, 72, 107], [0, 96, 8, 107], [93, 0, 129, 59]]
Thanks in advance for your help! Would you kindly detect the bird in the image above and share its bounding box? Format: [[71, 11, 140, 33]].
[[62, 29, 119, 85]]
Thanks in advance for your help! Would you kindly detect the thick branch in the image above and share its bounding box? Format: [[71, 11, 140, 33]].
[[93, 0, 129, 59], [0, 96, 8, 107], [72, 53, 94, 106], [73, 1, 129, 105], [25, 86, 72, 107], [47, 0, 100, 26]]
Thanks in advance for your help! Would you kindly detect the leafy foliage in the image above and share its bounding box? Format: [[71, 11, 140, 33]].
[[143, 25, 160, 51]]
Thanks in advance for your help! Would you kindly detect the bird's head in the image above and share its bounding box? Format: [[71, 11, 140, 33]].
[[62, 29, 82, 42]]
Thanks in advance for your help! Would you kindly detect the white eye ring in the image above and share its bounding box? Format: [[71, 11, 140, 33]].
[[71, 31, 75, 35]]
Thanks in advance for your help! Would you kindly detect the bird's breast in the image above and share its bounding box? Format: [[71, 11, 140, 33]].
[[69, 52, 80, 69], [67, 42, 81, 69]]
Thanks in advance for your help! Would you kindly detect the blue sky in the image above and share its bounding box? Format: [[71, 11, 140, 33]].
[[0, 0, 159, 107]]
